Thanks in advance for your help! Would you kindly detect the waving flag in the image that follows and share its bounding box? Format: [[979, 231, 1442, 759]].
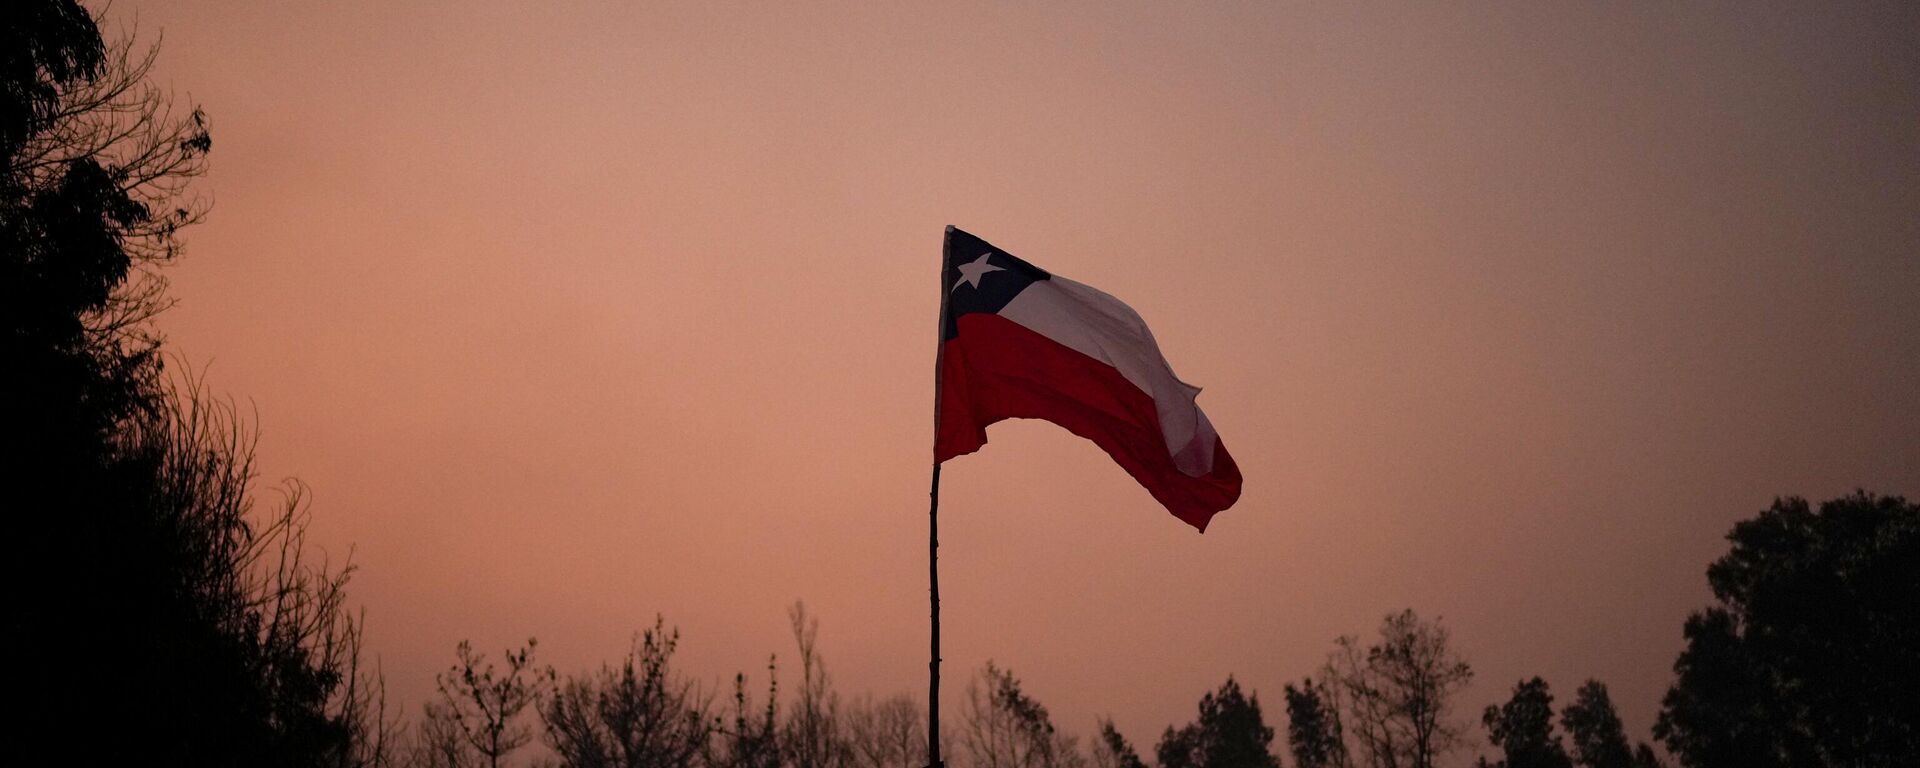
[[934, 227, 1242, 531]]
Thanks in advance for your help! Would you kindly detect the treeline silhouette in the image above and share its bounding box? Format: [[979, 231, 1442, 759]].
[[388, 604, 1649, 768], [4, 1, 380, 765], [399, 497, 1920, 768], [5, 3, 1915, 767]]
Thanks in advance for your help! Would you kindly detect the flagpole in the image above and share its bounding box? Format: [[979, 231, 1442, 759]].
[[926, 461, 943, 768], [928, 225, 954, 768]]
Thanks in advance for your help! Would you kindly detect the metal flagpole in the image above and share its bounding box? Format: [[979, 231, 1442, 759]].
[[928, 225, 954, 768]]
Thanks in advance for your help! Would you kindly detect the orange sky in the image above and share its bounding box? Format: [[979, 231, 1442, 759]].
[[126, 1, 1915, 760]]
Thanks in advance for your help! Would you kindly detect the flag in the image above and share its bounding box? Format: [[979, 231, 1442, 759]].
[[934, 226, 1242, 531]]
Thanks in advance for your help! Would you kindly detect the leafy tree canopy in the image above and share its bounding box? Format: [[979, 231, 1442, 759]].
[[1656, 492, 1920, 767], [1560, 681, 1634, 768], [1480, 678, 1570, 768], [1156, 678, 1280, 768]]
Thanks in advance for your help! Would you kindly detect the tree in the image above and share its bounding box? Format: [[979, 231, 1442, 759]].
[[786, 601, 854, 768], [1655, 492, 1919, 767], [847, 694, 929, 768], [962, 663, 1087, 768], [5, 3, 385, 764], [140, 383, 396, 766], [1324, 609, 1475, 768], [434, 639, 542, 768], [1479, 678, 1571, 768], [2, 0, 209, 465], [4, 0, 198, 753], [1, 1, 208, 390], [413, 701, 484, 768], [1285, 677, 1351, 768], [543, 617, 713, 768], [1093, 719, 1148, 768], [1559, 681, 1651, 768], [1156, 677, 1281, 768], [710, 658, 784, 768]]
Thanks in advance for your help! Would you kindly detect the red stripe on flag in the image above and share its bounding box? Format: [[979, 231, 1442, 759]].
[[936, 312, 1242, 532]]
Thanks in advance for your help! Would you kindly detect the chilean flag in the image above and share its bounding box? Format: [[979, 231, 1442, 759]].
[[934, 227, 1243, 532]]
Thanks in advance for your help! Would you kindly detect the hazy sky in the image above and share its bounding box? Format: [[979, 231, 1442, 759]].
[[124, 1, 1916, 761]]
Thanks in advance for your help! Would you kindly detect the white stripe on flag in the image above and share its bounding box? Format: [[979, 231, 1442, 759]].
[[998, 277, 1219, 476]]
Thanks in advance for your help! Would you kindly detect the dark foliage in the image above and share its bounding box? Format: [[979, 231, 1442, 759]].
[[1656, 492, 1920, 767], [1097, 719, 1148, 768], [1558, 681, 1638, 768], [2, 2, 381, 764], [1479, 678, 1570, 768], [1284, 678, 1349, 768], [1156, 678, 1280, 768]]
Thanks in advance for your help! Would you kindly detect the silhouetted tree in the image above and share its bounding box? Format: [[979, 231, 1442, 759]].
[[847, 694, 929, 768], [413, 701, 483, 768], [1, 0, 208, 509], [1156, 677, 1280, 768], [1093, 719, 1148, 768], [5, 2, 385, 764], [543, 617, 713, 768], [1655, 492, 1919, 767], [434, 639, 542, 768], [1479, 678, 1571, 768], [962, 663, 1087, 768], [710, 658, 784, 768], [1559, 680, 1659, 768], [1324, 609, 1474, 768], [786, 601, 854, 768], [1286, 677, 1351, 768], [1, 2, 207, 386]]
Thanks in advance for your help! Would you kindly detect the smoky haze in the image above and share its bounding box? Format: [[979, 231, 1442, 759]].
[[124, 0, 1918, 759]]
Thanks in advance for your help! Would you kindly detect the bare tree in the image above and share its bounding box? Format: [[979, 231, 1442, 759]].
[[332, 636, 407, 768], [128, 370, 390, 765], [847, 694, 928, 768], [710, 658, 783, 768], [433, 639, 542, 768], [785, 602, 853, 768], [410, 701, 482, 768], [1323, 610, 1474, 768], [542, 616, 713, 768], [1329, 636, 1400, 768], [962, 663, 1087, 768]]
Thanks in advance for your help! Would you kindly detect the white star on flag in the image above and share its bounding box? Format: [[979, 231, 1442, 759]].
[[952, 252, 1004, 292]]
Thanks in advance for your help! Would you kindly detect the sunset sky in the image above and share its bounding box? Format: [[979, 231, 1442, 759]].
[[124, 1, 1915, 760]]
